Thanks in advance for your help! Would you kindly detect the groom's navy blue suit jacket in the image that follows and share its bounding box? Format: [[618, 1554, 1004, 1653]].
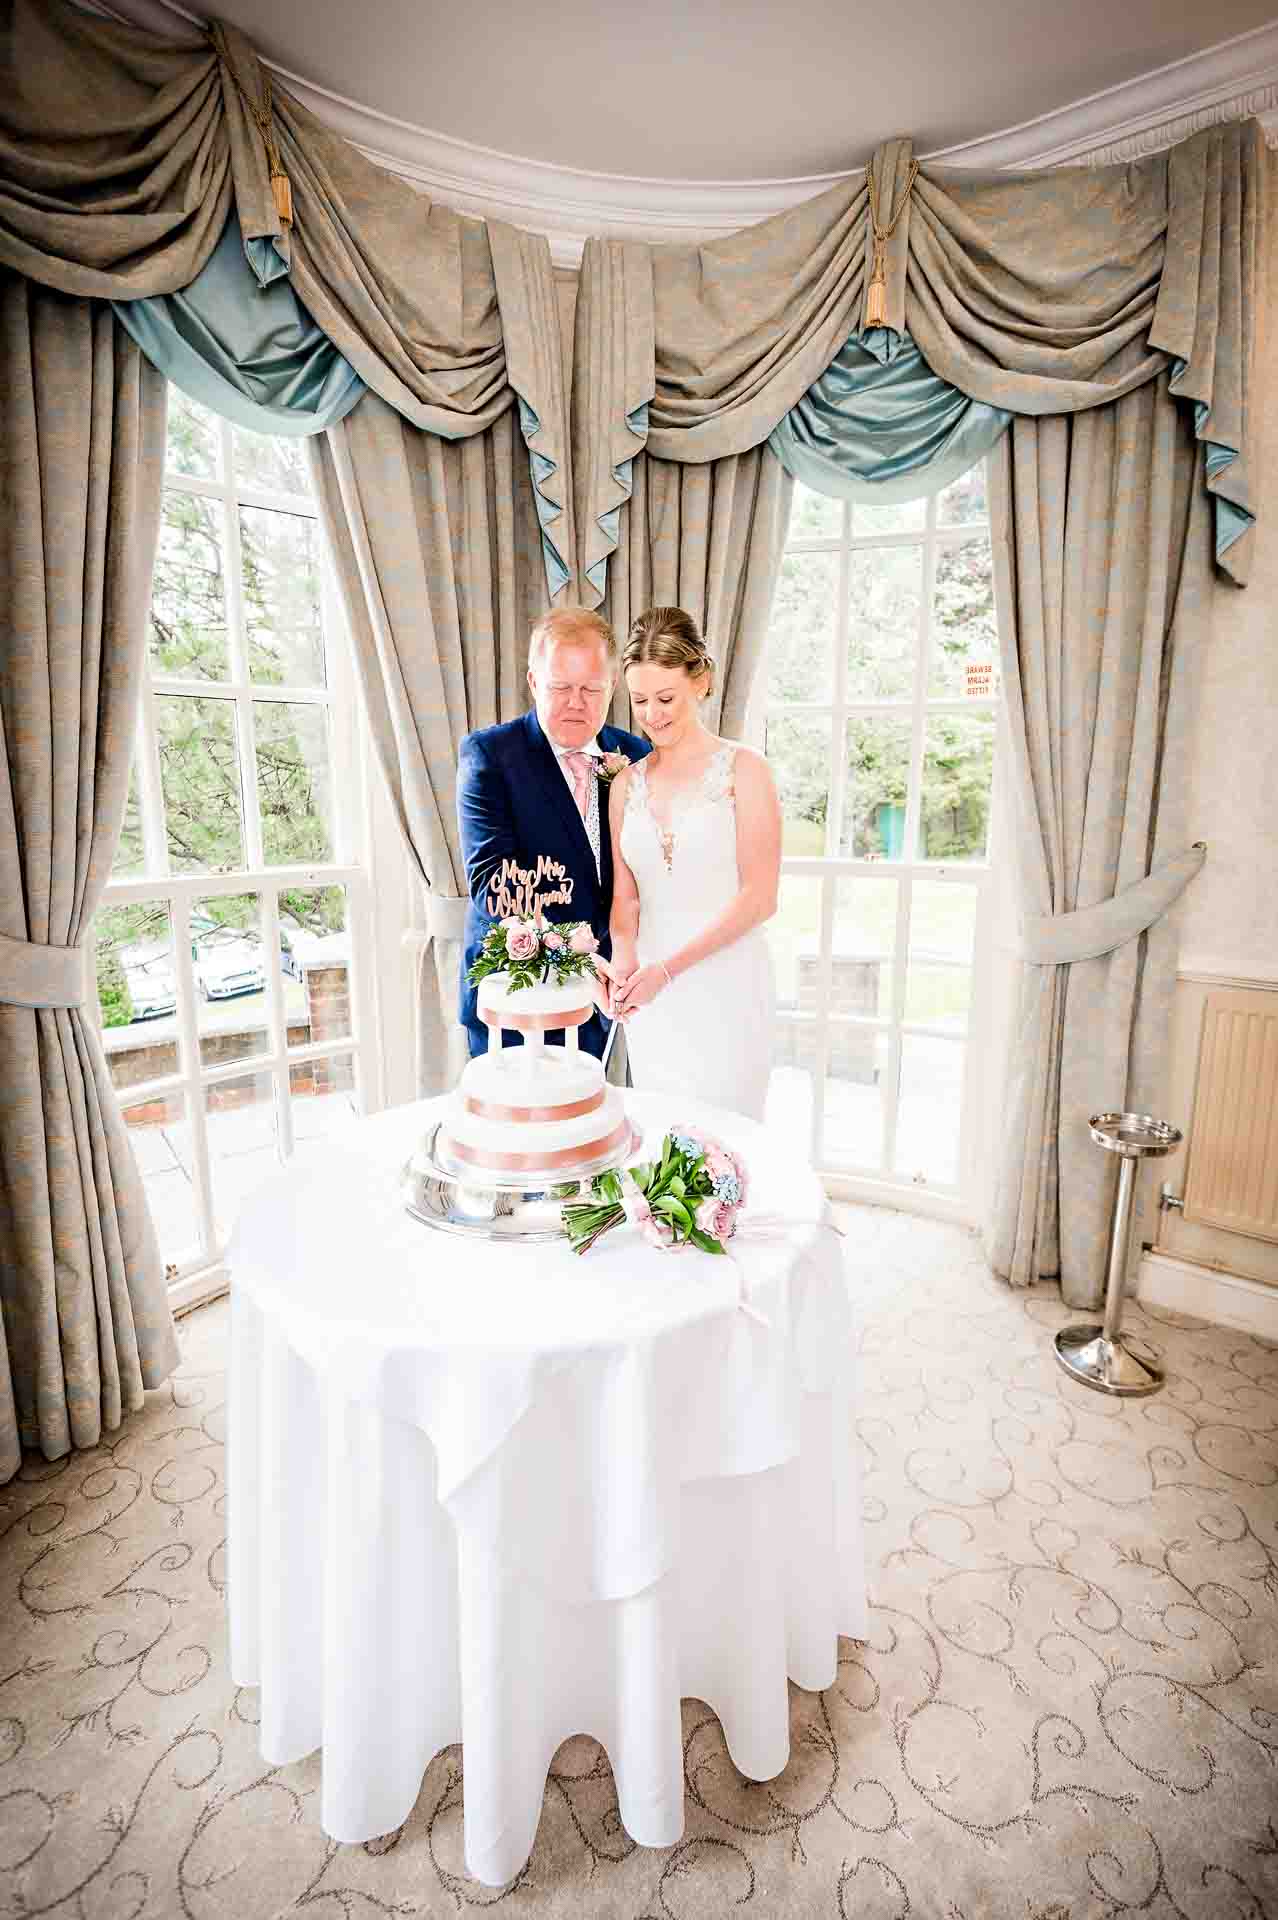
[[456, 709, 651, 1059]]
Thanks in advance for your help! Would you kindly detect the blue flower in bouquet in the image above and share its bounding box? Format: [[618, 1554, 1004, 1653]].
[[712, 1171, 742, 1206], [670, 1131, 704, 1160]]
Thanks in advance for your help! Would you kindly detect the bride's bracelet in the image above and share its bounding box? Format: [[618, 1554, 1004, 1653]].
[[659, 960, 674, 989]]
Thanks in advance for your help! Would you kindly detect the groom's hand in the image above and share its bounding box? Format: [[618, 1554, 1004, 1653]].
[[590, 952, 622, 1019]]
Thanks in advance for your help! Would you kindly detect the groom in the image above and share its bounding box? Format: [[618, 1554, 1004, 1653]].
[[456, 607, 651, 1059]]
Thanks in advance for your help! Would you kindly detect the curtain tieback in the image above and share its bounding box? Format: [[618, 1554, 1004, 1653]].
[[0, 933, 85, 1009], [1021, 844, 1206, 966], [423, 891, 469, 946]]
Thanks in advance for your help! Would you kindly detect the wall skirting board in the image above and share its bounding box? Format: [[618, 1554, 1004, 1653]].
[[95, 0, 1278, 266], [1139, 1250, 1278, 1340]]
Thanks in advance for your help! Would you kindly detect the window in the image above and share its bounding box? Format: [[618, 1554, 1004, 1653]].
[[91, 393, 378, 1292], [764, 467, 1000, 1207]]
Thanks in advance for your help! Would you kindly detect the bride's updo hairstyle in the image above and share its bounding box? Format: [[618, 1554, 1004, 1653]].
[[622, 606, 715, 698]]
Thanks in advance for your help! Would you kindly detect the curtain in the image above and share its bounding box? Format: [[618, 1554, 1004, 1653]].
[[0, 273, 179, 1483], [1, 1, 571, 599], [985, 371, 1213, 1305], [112, 211, 365, 437], [307, 393, 551, 1095], [574, 124, 1263, 603], [602, 446, 793, 739], [768, 328, 1010, 504]]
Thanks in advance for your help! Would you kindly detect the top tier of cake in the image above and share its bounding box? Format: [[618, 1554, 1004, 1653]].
[[477, 972, 595, 1030]]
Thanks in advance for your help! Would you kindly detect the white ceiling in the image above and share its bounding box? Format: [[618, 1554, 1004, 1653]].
[[184, 0, 1278, 179]]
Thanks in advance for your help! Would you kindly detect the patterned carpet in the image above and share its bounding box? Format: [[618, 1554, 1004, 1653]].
[[3, 1205, 1277, 1920]]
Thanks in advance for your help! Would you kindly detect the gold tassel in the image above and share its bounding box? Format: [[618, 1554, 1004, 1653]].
[[271, 169, 293, 227], [864, 156, 919, 332], [865, 276, 887, 328]]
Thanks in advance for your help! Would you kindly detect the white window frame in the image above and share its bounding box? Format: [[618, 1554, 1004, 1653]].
[[88, 409, 385, 1309], [769, 481, 1003, 1225]]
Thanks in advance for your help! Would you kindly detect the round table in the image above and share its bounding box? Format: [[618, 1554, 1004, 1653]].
[[226, 1092, 865, 1886]]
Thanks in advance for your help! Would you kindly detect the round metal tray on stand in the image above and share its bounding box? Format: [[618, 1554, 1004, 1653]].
[[1053, 1110, 1182, 1397], [400, 1117, 645, 1243]]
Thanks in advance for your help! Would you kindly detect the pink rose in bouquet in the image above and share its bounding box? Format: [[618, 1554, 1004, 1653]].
[[542, 929, 565, 952], [506, 923, 539, 962], [568, 925, 598, 955], [695, 1194, 739, 1242], [704, 1143, 734, 1183]]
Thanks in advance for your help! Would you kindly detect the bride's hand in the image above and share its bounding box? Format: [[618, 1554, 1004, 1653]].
[[613, 962, 669, 1018]]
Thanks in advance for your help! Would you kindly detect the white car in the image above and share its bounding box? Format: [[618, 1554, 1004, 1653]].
[[191, 927, 266, 1001], [120, 941, 177, 1019]]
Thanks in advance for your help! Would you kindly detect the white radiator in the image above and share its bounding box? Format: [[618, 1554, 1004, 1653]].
[[1182, 988, 1278, 1245]]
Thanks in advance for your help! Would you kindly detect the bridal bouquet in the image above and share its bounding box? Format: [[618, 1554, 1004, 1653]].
[[468, 916, 598, 992], [561, 1126, 749, 1256]]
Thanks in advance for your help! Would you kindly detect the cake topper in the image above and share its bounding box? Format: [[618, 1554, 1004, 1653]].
[[485, 854, 576, 921]]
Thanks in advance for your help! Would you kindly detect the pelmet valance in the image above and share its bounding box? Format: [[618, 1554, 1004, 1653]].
[[574, 123, 1264, 600], [0, 0, 570, 594]]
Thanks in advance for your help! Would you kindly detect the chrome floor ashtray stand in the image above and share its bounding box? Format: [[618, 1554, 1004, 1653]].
[[401, 1118, 644, 1243], [1053, 1111, 1182, 1397]]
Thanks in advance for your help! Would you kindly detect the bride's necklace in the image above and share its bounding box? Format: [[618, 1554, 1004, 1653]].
[[646, 738, 719, 875]]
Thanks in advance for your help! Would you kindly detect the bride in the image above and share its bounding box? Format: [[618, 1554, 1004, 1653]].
[[605, 606, 780, 1121]]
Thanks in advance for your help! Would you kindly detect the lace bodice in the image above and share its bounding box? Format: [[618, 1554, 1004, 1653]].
[[624, 742, 736, 875]]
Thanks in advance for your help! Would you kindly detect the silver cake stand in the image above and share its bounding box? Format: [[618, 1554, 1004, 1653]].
[[1053, 1110, 1182, 1397], [401, 1116, 645, 1242]]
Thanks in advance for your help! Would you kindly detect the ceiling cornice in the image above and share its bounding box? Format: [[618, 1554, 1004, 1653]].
[[98, 0, 1278, 267]]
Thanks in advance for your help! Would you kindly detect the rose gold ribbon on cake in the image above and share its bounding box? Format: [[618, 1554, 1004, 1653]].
[[444, 1117, 629, 1172], [462, 1089, 605, 1122], [478, 1005, 591, 1031]]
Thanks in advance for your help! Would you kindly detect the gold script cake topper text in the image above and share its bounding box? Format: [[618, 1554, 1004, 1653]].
[[486, 855, 576, 920]]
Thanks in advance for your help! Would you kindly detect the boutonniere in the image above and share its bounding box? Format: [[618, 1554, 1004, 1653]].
[[595, 750, 632, 785]]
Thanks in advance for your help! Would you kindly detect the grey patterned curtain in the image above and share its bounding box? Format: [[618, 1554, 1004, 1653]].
[[307, 392, 552, 1095], [985, 372, 1213, 1305], [0, 272, 179, 1483], [600, 445, 793, 739]]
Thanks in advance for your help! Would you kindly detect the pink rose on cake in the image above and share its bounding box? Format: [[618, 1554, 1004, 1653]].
[[542, 929, 565, 952], [568, 925, 598, 954], [505, 923, 540, 963]]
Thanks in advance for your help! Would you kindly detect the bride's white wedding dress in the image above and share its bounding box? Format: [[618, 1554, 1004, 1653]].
[[619, 742, 775, 1120]]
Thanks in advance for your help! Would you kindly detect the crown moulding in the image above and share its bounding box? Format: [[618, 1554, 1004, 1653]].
[[97, 0, 1278, 268]]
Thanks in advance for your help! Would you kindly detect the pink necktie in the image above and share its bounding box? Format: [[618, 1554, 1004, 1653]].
[[563, 750, 593, 818]]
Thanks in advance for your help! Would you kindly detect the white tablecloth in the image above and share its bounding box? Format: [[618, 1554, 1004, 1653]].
[[226, 1092, 865, 1886]]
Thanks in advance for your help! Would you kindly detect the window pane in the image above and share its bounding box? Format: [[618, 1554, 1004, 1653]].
[[905, 881, 977, 1032], [121, 1092, 201, 1267], [156, 694, 245, 872], [840, 716, 912, 860], [847, 544, 922, 701], [767, 551, 838, 703], [279, 885, 352, 1047], [290, 1051, 359, 1149], [95, 901, 179, 1093], [193, 893, 268, 1068], [112, 761, 146, 878], [936, 462, 988, 527], [853, 497, 925, 537], [831, 876, 896, 1019], [766, 713, 831, 857], [895, 1035, 964, 1185], [232, 427, 311, 499], [918, 713, 995, 862], [254, 701, 334, 865], [165, 390, 221, 481], [769, 874, 823, 1013], [240, 505, 325, 687], [205, 1070, 279, 1240], [150, 490, 230, 681], [787, 482, 843, 542], [824, 1030, 891, 1171], [765, 1020, 819, 1145], [928, 534, 999, 700]]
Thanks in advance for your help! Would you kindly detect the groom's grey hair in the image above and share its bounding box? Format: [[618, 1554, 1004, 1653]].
[[527, 606, 617, 677]]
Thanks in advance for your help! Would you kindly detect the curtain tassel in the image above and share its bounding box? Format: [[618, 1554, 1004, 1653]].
[[271, 169, 293, 227], [864, 157, 918, 332]]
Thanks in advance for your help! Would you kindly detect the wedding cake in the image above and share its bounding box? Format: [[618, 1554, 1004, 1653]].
[[429, 853, 632, 1185], [436, 973, 630, 1178]]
